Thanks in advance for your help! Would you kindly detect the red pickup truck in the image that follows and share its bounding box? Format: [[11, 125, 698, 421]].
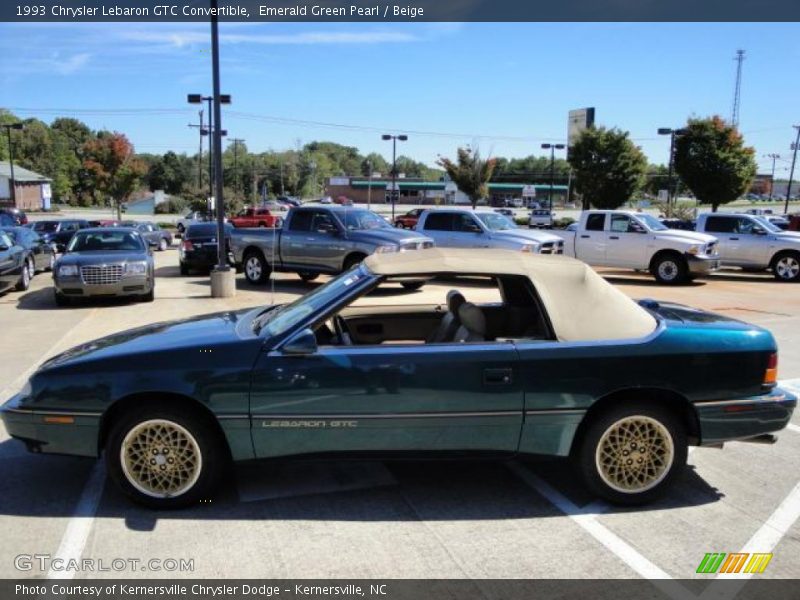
[[229, 208, 282, 229]]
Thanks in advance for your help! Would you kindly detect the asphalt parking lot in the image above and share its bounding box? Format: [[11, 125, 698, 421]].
[[1, 246, 799, 586]]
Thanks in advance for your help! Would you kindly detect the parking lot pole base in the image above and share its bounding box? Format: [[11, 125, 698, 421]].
[[210, 267, 236, 298]]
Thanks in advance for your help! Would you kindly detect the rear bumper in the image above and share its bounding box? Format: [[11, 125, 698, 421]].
[[687, 254, 721, 275], [694, 387, 797, 446]]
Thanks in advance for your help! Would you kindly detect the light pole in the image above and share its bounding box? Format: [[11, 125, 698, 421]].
[[541, 143, 565, 227], [2, 122, 24, 207], [785, 126, 800, 216], [189, 94, 230, 215], [382, 134, 408, 221], [188, 110, 204, 190], [764, 153, 781, 202], [229, 138, 245, 198], [366, 159, 372, 210], [657, 127, 688, 217]]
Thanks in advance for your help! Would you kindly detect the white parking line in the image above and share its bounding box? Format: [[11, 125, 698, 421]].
[[507, 462, 692, 599], [46, 462, 105, 580]]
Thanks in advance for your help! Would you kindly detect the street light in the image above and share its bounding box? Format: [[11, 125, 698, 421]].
[[541, 143, 565, 227], [382, 134, 408, 221], [2, 122, 24, 207], [188, 92, 230, 219], [657, 127, 689, 217]]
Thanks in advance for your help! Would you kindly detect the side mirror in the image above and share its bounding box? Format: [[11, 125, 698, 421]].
[[318, 224, 339, 235], [281, 328, 318, 356], [0, 244, 8, 251], [753, 227, 767, 236], [467, 224, 483, 234]]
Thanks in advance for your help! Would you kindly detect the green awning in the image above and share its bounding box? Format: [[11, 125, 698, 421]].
[[350, 180, 446, 190]]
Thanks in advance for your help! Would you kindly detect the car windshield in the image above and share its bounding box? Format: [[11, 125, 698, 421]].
[[752, 215, 782, 233], [637, 214, 669, 231], [31, 221, 59, 233], [476, 213, 517, 231], [0, 228, 17, 242], [254, 267, 374, 337], [337, 210, 391, 231], [67, 230, 145, 252]]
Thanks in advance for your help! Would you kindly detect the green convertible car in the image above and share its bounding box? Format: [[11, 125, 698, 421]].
[[1, 248, 795, 508]]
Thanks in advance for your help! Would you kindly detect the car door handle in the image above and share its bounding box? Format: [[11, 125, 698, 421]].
[[580, 235, 590, 239], [729, 237, 739, 241], [483, 368, 513, 386], [609, 236, 619, 240]]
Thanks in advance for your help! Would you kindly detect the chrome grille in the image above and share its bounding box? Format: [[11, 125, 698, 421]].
[[81, 264, 123, 285], [400, 241, 434, 251]]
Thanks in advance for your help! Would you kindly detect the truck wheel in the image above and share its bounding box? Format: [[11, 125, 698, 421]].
[[771, 251, 800, 282], [105, 406, 226, 509], [343, 253, 367, 271], [54, 290, 71, 307], [180, 263, 189, 276], [258, 221, 267, 228], [177, 223, 185, 234], [244, 250, 270, 285], [298, 271, 319, 282], [651, 252, 688, 284], [574, 402, 687, 505]]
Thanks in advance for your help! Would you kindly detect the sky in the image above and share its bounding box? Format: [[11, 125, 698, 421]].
[[0, 21, 798, 176]]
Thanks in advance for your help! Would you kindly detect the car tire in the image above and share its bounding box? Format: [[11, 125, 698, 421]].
[[15, 264, 30, 291], [47, 251, 56, 272], [243, 250, 270, 285], [179, 263, 189, 276], [177, 223, 185, 234], [343, 253, 367, 271], [574, 402, 687, 505], [158, 238, 168, 251], [771, 251, 800, 282], [650, 252, 688, 285], [141, 288, 155, 302], [26, 256, 35, 279], [401, 281, 424, 291], [105, 406, 227, 509], [298, 271, 319, 282], [54, 290, 71, 307]]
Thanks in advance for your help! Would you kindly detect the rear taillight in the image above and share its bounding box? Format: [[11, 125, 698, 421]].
[[764, 352, 778, 386], [182, 240, 194, 251]]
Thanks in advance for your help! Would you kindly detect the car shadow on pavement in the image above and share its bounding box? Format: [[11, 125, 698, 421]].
[[12, 287, 147, 311], [601, 274, 707, 288], [0, 438, 722, 529]]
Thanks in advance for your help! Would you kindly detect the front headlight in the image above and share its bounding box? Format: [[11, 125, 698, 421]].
[[374, 245, 398, 254], [520, 243, 540, 253], [686, 245, 700, 255], [58, 265, 78, 277], [124, 262, 148, 275]]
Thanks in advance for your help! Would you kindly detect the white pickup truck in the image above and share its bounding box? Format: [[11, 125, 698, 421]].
[[695, 212, 800, 281], [551, 210, 720, 284]]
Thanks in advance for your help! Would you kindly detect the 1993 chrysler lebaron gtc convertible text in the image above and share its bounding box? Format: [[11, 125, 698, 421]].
[[1, 249, 794, 508]]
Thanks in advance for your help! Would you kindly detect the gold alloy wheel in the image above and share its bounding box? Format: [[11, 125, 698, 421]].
[[594, 415, 674, 494], [120, 419, 203, 498]]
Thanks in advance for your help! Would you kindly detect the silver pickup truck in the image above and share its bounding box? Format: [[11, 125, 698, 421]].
[[229, 205, 434, 288]]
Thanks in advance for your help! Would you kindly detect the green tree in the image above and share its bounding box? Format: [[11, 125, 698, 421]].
[[437, 147, 497, 209], [147, 151, 192, 194], [568, 127, 647, 209], [361, 152, 389, 177], [673, 116, 757, 212]]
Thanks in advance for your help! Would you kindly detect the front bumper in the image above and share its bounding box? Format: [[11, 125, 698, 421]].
[[55, 275, 152, 297], [1, 393, 101, 457], [687, 254, 721, 275], [694, 387, 797, 446]]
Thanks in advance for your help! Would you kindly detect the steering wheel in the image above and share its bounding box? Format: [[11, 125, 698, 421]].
[[333, 315, 353, 346]]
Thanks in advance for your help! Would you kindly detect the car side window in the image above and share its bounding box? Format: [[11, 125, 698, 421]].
[[736, 218, 757, 235], [609, 215, 631, 233], [456, 214, 481, 232], [423, 212, 455, 231], [311, 212, 336, 233], [585, 213, 606, 231], [288, 211, 313, 232], [704, 216, 737, 233], [63, 222, 78, 232]]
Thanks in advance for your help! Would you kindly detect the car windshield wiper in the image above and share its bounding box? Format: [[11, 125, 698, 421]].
[[251, 304, 284, 334]]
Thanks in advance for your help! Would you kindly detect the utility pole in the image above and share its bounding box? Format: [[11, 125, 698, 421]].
[[188, 110, 204, 190], [764, 153, 781, 201], [230, 138, 245, 198], [731, 49, 745, 128], [382, 134, 408, 221], [785, 126, 800, 216], [2, 122, 24, 207], [541, 143, 565, 227], [367, 159, 372, 210]]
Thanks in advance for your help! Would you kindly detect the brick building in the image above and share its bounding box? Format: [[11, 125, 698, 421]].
[[0, 161, 52, 211]]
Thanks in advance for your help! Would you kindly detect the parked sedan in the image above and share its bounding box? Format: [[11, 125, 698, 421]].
[[2, 247, 794, 508], [53, 228, 154, 306], [123, 221, 173, 251], [0, 207, 28, 225], [179, 222, 234, 275], [0, 230, 29, 293], [1, 226, 56, 277]]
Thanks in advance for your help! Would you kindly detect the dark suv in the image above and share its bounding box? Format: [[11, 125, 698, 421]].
[[27, 219, 90, 252]]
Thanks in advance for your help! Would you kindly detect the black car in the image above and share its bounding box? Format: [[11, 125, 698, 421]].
[[0, 226, 56, 278], [0, 207, 28, 226], [122, 221, 173, 251], [0, 230, 29, 293], [179, 222, 233, 275], [27, 219, 90, 252]]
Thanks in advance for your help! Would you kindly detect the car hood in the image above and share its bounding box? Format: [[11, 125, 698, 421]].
[[654, 229, 717, 245], [773, 232, 800, 243], [344, 228, 432, 245], [57, 251, 150, 266], [489, 229, 563, 244], [40, 309, 253, 370]]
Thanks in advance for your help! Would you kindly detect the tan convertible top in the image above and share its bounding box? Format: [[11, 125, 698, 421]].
[[364, 248, 657, 342]]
